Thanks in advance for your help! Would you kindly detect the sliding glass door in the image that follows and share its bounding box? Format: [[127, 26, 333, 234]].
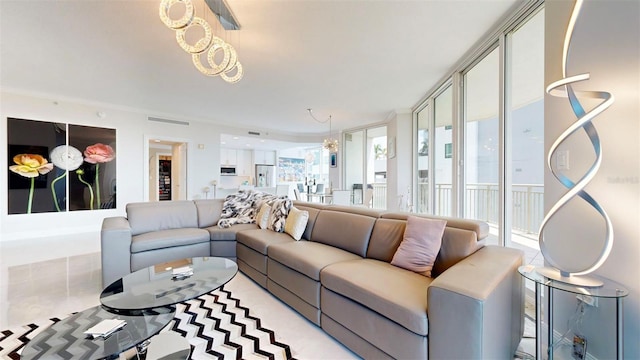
[[506, 9, 544, 259], [463, 47, 500, 245], [412, 4, 544, 264], [343, 126, 387, 209], [366, 126, 387, 209], [416, 106, 429, 213], [344, 130, 364, 205], [434, 86, 453, 217]]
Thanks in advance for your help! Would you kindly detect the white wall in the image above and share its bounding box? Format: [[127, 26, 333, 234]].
[[344, 130, 364, 195], [545, 0, 639, 358], [387, 111, 413, 211], [0, 91, 224, 241]]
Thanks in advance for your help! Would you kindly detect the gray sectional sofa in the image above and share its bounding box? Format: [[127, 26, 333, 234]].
[[101, 198, 525, 359]]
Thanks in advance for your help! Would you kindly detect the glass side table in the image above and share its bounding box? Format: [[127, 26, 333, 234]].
[[518, 265, 628, 360]]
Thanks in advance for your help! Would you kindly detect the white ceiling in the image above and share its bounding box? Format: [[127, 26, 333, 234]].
[[0, 0, 520, 137]]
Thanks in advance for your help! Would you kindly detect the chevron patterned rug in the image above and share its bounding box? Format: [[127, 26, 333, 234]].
[[0, 288, 294, 360]]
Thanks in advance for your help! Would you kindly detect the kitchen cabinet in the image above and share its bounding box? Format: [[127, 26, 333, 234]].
[[221, 148, 267, 177], [220, 148, 237, 166], [254, 150, 276, 165], [236, 149, 252, 176]]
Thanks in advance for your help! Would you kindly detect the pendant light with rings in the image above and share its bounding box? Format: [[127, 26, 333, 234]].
[[159, 0, 243, 83]]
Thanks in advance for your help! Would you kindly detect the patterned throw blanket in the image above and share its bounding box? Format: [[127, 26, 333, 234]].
[[217, 190, 280, 228]]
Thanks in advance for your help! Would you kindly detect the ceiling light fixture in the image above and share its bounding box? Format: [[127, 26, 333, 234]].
[[159, 0, 243, 83], [176, 17, 213, 54], [159, 0, 194, 29], [307, 109, 339, 153]]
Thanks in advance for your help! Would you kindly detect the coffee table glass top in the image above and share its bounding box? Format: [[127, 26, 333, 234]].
[[100, 257, 238, 311], [21, 305, 175, 360]]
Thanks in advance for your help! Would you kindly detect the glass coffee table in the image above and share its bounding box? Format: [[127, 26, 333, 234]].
[[20, 305, 175, 360], [100, 257, 238, 311], [22, 257, 237, 359]]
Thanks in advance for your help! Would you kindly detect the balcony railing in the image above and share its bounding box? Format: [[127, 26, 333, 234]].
[[371, 182, 544, 235], [371, 183, 387, 209], [417, 182, 544, 235]]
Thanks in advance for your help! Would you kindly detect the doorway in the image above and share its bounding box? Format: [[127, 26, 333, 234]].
[[343, 126, 387, 209], [147, 139, 188, 201]]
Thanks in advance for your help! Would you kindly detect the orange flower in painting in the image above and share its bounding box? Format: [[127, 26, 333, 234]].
[[84, 143, 115, 164], [9, 154, 54, 178]]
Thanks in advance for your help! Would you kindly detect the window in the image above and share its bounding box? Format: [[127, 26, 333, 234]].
[[344, 126, 387, 209], [463, 47, 500, 245], [412, 5, 544, 258], [416, 106, 429, 213], [444, 143, 452, 159], [367, 126, 387, 209], [434, 86, 454, 216], [506, 9, 544, 253], [344, 130, 364, 204]]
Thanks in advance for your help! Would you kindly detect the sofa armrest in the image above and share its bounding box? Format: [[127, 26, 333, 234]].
[[101, 216, 133, 287], [427, 245, 524, 359]]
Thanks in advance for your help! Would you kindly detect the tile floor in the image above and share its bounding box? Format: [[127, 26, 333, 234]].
[[0, 232, 103, 329], [0, 232, 535, 359]]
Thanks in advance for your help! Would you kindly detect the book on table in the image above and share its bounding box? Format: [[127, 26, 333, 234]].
[[84, 319, 127, 339]]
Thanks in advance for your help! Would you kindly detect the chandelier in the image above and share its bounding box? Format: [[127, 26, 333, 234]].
[[159, 0, 243, 83], [307, 109, 339, 153]]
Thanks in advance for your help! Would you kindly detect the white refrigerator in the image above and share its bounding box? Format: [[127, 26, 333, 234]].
[[255, 164, 275, 187]]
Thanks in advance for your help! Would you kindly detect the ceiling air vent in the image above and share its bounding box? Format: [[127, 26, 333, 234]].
[[248, 131, 260, 136], [148, 117, 189, 126]]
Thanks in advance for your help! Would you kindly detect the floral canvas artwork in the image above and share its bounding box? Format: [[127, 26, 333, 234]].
[[7, 118, 116, 214], [68, 125, 116, 211]]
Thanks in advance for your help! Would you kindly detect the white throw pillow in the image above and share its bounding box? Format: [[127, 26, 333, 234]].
[[256, 203, 271, 229], [284, 207, 309, 241]]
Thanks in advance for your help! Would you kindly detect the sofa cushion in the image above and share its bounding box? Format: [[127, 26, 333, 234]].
[[268, 241, 361, 281], [321, 258, 432, 336], [366, 218, 406, 262], [380, 212, 488, 240], [310, 210, 377, 257], [284, 207, 309, 241], [432, 227, 485, 277], [391, 216, 446, 277], [127, 201, 198, 236], [237, 229, 294, 255], [194, 199, 224, 228], [130, 228, 209, 253], [205, 223, 258, 241]]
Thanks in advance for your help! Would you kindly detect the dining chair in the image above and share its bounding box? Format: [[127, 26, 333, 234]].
[[332, 190, 350, 206]]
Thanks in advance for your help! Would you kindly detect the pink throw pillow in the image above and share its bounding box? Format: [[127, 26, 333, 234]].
[[391, 216, 447, 277]]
